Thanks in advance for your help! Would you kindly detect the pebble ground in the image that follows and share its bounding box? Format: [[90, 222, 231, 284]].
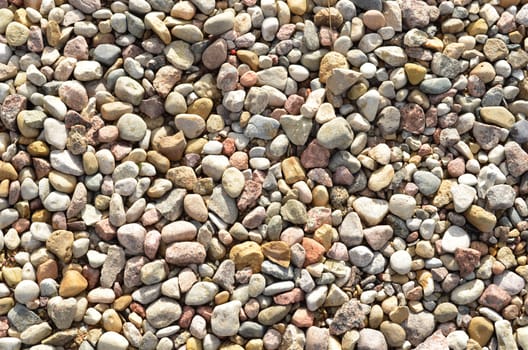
[[1, 0, 528, 349]]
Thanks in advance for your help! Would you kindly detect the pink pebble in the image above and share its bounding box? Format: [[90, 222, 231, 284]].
[[240, 71, 257, 87], [326, 242, 349, 261], [97, 125, 119, 143], [280, 227, 304, 246], [292, 308, 314, 328], [144, 230, 161, 260]]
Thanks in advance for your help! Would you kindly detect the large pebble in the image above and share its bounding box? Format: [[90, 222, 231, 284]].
[[388, 194, 416, 219], [317, 117, 354, 150], [211, 300, 241, 337], [352, 197, 389, 226], [451, 279, 485, 305], [442, 225, 471, 253], [115, 77, 145, 106], [390, 250, 412, 275], [97, 331, 129, 350], [117, 113, 147, 142]]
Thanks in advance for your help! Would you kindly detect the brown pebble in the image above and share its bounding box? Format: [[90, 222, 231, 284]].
[[363, 10, 386, 30]]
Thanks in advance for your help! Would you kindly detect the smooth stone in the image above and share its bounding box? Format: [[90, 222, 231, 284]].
[[145, 297, 182, 328], [317, 117, 354, 150], [480, 106, 515, 128], [114, 76, 145, 106], [97, 331, 129, 350], [493, 271, 526, 295], [451, 279, 485, 305], [495, 320, 517, 350], [441, 225, 471, 253], [390, 250, 412, 275], [185, 282, 219, 305], [388, 194, 416, 219], [348, 246, 374, 267], [451, 184, 476, 213], [357, 328, 388, 350], [413, 170, 441, 196], [14, 280, 40, 304], [204, 12, 235, 35], [117, 113, 147, 142], [211, 300, 241, 337], [420, 77, 452, 94]]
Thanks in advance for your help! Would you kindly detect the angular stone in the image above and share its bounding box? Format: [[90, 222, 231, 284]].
[[465, 205, 496, 232], [229, 241, 264, 272], [262, 241, 291, 268], [155, 188, 185, 221], [280, 115, 312, 146], [478, 284, 511, 311], [505, 142, 528, 177], [319, 52, 348, 83], [374, 46, 407, 66], [208, 186, 238, 224], [46, 230, 74, 263]]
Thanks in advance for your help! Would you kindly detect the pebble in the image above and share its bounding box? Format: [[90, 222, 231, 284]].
[[59, 270, 88, 297], [468, 317, 494, 347], [352, 197, 389, 226], [441, 225, 470, 253], [117, 223, 146, 255], [451, 184, 476, 213], [494, 271, 526, 295], [357, 328, 388, 350], [495, 320, 517, 350], [14, 280, 40, 305], [204, 12, 235, 35], [388, 194, 416, 219], [185, 282, 219, 305], [114, 77, 145, 106], [390, 250, 412, 274], [20, 322, 52, 345], [117, 114, 147, 142], [74, 61, 103, 81], [465, 205, 497, 233], [480, 106, 515, 128], [145, 297, 182, 328], [413, 170, 441, 196], [374, 46, 407, 66], [50, 151, 84, 176], [420, 77, 452, 94], [349, 246, 374, 267], [48, 296, 77, 329], [6, 22, 30, 47], [486, 184, 516, 210], [211, 301, 241, 337], [451, 279, 485, 305], [97, 331, 129, 350], [165, 242, 206, 266], [403, 312, 435, 346]]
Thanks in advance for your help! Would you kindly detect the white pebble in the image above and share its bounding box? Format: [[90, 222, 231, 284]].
[[390, 250, 412, 275]]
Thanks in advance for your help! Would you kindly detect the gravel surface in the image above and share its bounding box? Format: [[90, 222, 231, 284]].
[[0, 0, 528, 349]]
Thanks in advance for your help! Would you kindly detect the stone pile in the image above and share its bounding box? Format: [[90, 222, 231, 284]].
[[0, 0, 527, 349]]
